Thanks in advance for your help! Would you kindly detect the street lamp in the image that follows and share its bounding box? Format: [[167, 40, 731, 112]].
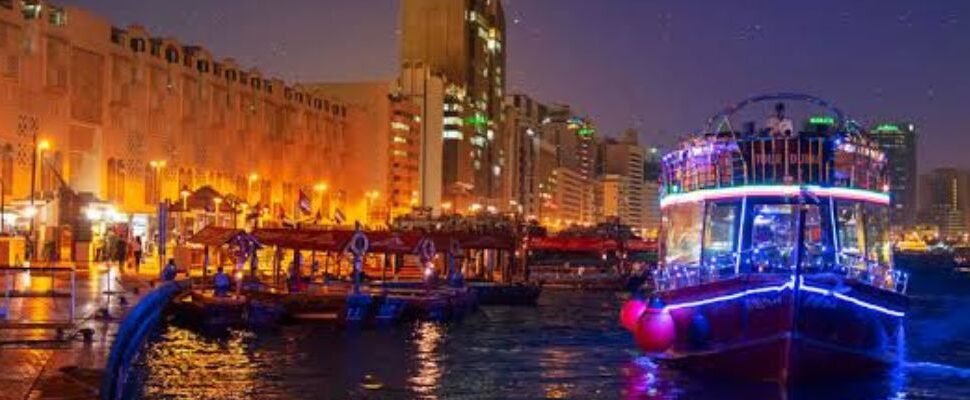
[[313, 182, 329, 220], [213, 197, 223, 227], [247, 173, 259, 204], [441, 201, 452, 216], [149, 160, 166, 204], [365, 190, 379, 225], [29, 138, 50, 259]]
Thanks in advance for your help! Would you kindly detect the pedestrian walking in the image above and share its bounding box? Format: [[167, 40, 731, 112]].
[[133, 236, 143, 272]]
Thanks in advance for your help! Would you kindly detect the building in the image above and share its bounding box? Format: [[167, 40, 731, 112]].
[[539, 103, 597, 226], [400, 0, 506, 207], [599, 130, 646, 230], [503, 94, 546, 217], [303, 82, 422, 223], [0, 3, 354, 259], [918, 168, 970, 240], [871, 122, 918, 228]]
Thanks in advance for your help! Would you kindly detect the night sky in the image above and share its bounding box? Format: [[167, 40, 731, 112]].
[[63, 0, 970, 171]]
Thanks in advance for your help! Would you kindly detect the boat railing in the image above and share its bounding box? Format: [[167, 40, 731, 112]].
[[662, 135, 887, 196]]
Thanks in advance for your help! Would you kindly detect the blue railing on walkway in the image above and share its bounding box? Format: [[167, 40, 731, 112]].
[[100, 279, 190, 400]]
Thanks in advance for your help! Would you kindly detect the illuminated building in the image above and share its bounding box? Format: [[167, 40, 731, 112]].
[[303, 82, 421, 222], [503, 94, 553, 218], [918, 168, 970, 240], [0, 3, 349, 259], [599, 130, 646, 230], [539, 104, 597, 226], [871, 122, 918, 228], [400, 0, 506, 207]]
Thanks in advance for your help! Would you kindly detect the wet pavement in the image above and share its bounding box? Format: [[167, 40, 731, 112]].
[[0, 262, 160, 400]]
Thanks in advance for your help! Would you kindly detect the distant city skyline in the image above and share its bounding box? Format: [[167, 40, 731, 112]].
[[63, 0, 970, 171]]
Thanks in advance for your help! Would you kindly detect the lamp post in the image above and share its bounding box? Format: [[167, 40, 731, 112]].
[[213, 197, 223, 227], [180, 186, 191, 237], [149, 160, 166, 204], [313, 182, 328, 221], [247, 173, 259, 204], [29, 138, 49, 260], [365, 191, 379, 226]]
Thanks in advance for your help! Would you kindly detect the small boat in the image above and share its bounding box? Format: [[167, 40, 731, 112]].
[[621, 94, 910, 383], [174, 290, 247, 327]]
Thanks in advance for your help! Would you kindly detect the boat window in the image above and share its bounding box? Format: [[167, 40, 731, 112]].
[[750, 204, 797, 272], [664, 202, 703, 266], [836, 202, 866, 270], [864, 203, 891, 266], [800, 204, 830, 271], [703, 201, 737, 275]]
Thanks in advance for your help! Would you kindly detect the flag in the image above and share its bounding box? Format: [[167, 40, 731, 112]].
[[298, 189, 312, 215], [333, 208, 346, 225]]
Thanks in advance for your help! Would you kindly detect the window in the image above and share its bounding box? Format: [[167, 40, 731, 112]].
[[703, 201, 737, 274], [864, 203, 890, 266], [48, 6, 66, 26], [836, 201, 866, 270], [21, 0, 40, 20], [164, 46, 179, 63], [749, 204, 798, 272], [664, 202, 703, 266]]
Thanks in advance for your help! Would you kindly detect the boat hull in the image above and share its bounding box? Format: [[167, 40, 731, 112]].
[[649, 274, 907, 382]]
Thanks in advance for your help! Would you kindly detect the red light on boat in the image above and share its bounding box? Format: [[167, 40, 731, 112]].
[[635, 307, 676, 353], [620, 299, 647, 332]]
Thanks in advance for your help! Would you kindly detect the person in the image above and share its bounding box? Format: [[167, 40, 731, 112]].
[[213, 266, 231, 297], [162, 258, 178, 281], [133, 236, 143, 272], [115, 235, 128, 270], [765, 102, 795, 137]]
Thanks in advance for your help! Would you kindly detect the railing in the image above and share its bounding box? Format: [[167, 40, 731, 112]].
[[100, 279, 191, 400], [0, 266, 76, 331], [662, 135, 887, 196]]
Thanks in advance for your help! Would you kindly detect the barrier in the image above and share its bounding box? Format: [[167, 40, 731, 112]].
[[99, 279, 190, 400]]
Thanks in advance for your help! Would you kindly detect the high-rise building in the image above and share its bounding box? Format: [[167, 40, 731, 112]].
[[400, 0, 506, 208], [503, 94, 550, 217], [303, 82, 422, 222], [871, 122, 918, 228], [398, 62, 457, 213], [599, 130, 646, 230], [918, 168, 970, 240]]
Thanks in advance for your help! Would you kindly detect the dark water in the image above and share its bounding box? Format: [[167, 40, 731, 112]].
[[133, 266, 970, 399]]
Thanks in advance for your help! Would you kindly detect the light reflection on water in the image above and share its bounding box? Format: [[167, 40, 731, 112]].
[[135, 267, 970, 399]]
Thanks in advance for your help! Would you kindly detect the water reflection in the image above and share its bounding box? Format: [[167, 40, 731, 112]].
[[141, 328, 259, 399], [409, 322, 443, 399], [134, 275, 970, 400]]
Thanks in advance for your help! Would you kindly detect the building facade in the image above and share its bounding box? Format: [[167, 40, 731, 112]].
[[0, 3, 352, 257], [303, 82, 421, 223], [919, 168, 970, 240], [871, 122, 918, 228], [599, 130, 646, 230], [400, 0, 506, 207]]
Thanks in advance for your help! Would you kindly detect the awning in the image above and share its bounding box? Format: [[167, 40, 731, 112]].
[[252, 228, 356, 252], [429, 232, 517, 251], [188, 225, 260, 248], [367, 231, 426, 254], [528, 236, 618, 252]]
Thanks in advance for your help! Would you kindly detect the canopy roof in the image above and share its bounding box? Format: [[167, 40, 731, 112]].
[[188, 226, 260, 248]]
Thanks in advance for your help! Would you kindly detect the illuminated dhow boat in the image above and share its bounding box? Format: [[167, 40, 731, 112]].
[[620, 93, 910, 382]]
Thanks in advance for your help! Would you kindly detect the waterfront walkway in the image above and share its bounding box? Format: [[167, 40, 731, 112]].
[[0, 261, 163, 400]]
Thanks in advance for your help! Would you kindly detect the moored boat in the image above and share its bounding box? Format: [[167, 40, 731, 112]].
[[621, 93, 910, 383]]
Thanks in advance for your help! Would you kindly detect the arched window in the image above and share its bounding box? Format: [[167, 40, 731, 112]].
[[129, 38, 145, 53], [164, 46, 179, 63], [107, 158, 126, 203], [196, 60, 209, 73]]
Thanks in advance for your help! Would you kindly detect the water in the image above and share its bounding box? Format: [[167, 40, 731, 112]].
[[133, 267, 970, 399]]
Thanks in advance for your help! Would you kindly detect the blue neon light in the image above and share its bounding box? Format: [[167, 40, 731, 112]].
[[663, 276, 905, 318], [660, 185, 890, 209], [799, 277, 906, 317]]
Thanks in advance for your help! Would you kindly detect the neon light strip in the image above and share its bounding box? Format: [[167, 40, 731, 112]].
[[662, 276, 905, 317], [659, 185, 890, 209], [664, 277, 794, 311], [799, 277, 905, 317]]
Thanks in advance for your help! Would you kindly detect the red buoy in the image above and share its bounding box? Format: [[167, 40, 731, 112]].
[[620, 299, 647, 332], [634, 307, 676, 353]]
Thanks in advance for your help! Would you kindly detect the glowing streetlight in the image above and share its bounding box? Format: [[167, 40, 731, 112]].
[[313, 182, 328, 193], [37, 139, 50, 151]]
